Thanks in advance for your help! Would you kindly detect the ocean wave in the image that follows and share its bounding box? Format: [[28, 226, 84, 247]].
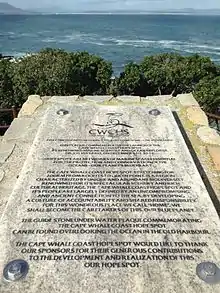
[[58, 33, 88, 43], [190, 44, 220, 51], [19, 33, 38, 37], [13, 52, 28, 58], [42, 37, 58, 43], [198, 50, 220, 56], [88, 41, 106, 46], [42, 32, 101, 44], [98, 37, 220, 52], [41, 35, 220, 55], [3, 32, 15, 36], [100, 38, 178, 47], [41, 33, 220, 52], [0, 32, 37, 38]]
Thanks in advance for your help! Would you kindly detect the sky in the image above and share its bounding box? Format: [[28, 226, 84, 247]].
[[6, 0, 220, 11]]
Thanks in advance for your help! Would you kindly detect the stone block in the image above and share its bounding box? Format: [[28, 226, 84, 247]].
[[186, 107, 209, 126], [48, 96, 79, 104], [116, 95, 142, 103], [146, 95, 172, 101], [197, 126, 220, 145], [18, 95, 43, 117], [0, 141, 15, 165], [207, 146, 220, 171], [177, 93, 199, 107], [0, 104, 220, 293], [83, 95, 111, 103], [3, 118, 34, 141]]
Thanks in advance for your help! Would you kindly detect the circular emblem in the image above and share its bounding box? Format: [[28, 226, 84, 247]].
[[56, 109, 69, 116], [3, 259, 29, 282], [149, 109, 161, 116], [196, 262, 220, 284]]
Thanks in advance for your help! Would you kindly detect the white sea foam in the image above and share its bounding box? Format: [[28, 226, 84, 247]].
[[99, 37, 220, 54], [19, 33, 38, 37], [13, 52, 27, 57], [42, 37, 57, 43], [190, 44, 220, 51], [44, 32, 106, 45], [4, 33, 220, 64], [40, 32, 220, 53], [198, 50, 220, 56], [89, 41, 106, 46], [41, 34, 220, 56]]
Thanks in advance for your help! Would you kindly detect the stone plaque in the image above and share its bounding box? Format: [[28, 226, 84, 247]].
[[0, 105, 220, 293]]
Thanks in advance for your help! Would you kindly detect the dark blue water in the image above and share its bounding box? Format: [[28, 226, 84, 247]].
[[1, 14, 220, 73]]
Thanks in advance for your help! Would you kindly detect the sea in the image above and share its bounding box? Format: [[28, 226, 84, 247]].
[[1, 14, 220, 75]]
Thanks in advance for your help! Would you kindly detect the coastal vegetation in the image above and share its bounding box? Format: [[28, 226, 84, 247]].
[[0, 48, 220, 114]]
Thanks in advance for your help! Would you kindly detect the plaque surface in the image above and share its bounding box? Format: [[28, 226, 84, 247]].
[[0, 105, 220, 293]]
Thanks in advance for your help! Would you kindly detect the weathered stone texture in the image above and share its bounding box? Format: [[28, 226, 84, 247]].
[[0, 104, 220, 293], [207, 146, 220, 171], [18, 95, 43, 117], [186, 107, 209, 126], [176, 93, 199, 106], [0, 94, 219, 293], [197, 126, 220, 145]]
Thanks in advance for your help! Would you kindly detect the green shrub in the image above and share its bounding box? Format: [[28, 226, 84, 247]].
[[0, 50, 220, 114], [10, 48, 112, 106], [194, 76, 220, 113], [116, 62, 150, 96], [140, 53, 218, 96], [0, 59, 13, 107], [68, 51, 112, 95]]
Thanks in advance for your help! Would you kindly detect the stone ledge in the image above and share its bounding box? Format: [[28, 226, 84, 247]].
[[18, 95, 43, 117], [83, 95, 113, 103], [0, 141, 35, 215], [146, 95, 172, 102], [207, 146, 220, 171], [176, 93, 199, 107], [3, 117, 35, 141], [40, 96, 51, 103], [0, 141, 15, 165], [197, 126, 220, 145], [48, 95, 144, 104], [115, 96, 142, 103], [48, 95, 80, 104], [186, 106, 209, 126]]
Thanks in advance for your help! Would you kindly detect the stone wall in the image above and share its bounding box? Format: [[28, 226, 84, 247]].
[[0, 93, 219, 216]]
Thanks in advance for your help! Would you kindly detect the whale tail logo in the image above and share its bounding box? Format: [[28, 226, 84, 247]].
[[89, 112, 133, 137]]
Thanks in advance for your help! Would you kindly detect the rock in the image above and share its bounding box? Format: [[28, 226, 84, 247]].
[[18, 95, 43, 117], [197, 126, 220, 145], [186, 107, 209, 126], [207, 146, 220, 171], [146, 95, 172, 102], [0, 141, 15, 164], [48, 96, 79, 104], [3, 118, 34, 141], [177, 93, 199, 107]]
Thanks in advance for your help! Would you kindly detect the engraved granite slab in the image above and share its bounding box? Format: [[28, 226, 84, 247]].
[[0, 105, 220, 293]]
